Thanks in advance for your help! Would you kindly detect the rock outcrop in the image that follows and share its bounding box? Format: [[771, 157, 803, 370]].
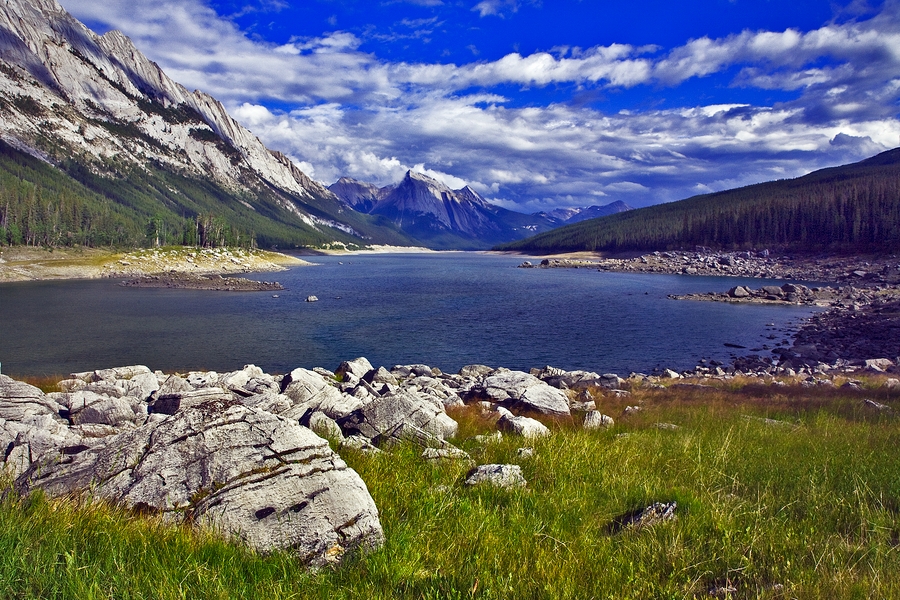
[[17, 403, 383, 566], [2, 366, 385, 566]]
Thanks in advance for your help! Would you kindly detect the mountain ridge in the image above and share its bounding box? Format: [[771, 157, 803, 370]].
[[328, 171, 633, 249], [0, 0, 415, 249], [328, 170, 556, 249], [497, 147, 900, 255]]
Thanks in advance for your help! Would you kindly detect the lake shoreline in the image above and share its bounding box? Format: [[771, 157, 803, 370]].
[[510, 249, 900, 285], [0, 246, 308, 282]]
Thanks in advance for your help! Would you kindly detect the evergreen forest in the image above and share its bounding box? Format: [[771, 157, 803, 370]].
[[498, 148, 900, 254]]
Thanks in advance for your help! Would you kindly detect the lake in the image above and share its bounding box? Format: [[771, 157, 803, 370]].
[[0, 252, 821, 377]]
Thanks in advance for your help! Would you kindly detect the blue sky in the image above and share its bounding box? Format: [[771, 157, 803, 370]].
[[60, 0, 900, 211]]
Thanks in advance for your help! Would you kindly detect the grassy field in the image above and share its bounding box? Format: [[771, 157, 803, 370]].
[[2, 377, 899, 599]]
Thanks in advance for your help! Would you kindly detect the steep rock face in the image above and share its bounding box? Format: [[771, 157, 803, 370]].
[[0, 0, 367, 243], [373, 171, 498, 237], [332, 170, 559, 248], [328, 177, 387, 213]]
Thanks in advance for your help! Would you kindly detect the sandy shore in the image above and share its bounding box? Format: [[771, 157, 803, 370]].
[[0, 246, 309, 282]]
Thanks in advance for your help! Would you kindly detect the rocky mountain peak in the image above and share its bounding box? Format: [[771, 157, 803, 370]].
[[402, 170, 453, 196], [327, 169, 559, 248]]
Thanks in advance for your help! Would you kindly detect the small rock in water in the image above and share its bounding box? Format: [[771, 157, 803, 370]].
[[306, 295, 319, 302]]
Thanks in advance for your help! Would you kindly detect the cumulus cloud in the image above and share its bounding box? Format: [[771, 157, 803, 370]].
[[57, 0, 900, 211]]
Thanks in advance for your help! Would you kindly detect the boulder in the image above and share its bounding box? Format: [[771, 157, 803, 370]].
[[219, 365, 266, 391], [339, 390, 458, 442], [91, 365, 152, 382], [422, 447, 472, 462], [478, 371, 570, 417], [496, 407, 550, 438], [0, 375, 64, 421], [516, 447, 534, 459], [865, 358, 895, 372], [56, 390, 108, 414], [16, 404, 384, 566], [239, 392, 293, 415], [186, 371, 220, 389], [148, 388, 234, 415], [372, 422, 454, 450], [157, 374, 194, 396], [458, 364, 494, 379], [464, 464, 527, 489], [1, 414, 86, 477], [74, 397, 143, 427], [121, 372, 160, 401], [390, 364, 434, 378], [728, 286, 751, 298], [281, 368, 366, 420], [335, 357, 374, 382], [583, 411, 614, 430], [364, 367, 398, 387], [610, 501, 677, 532], [305, 411, 345, 443]]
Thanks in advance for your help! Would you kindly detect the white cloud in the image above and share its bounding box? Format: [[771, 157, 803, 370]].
[[57, 0, 900, 212], [472, 0, 518, 18]]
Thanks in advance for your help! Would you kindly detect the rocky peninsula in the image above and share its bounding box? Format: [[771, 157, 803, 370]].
[[521, 250, 900, 285], [120, 273, 284, 291], [0, 246, 308, 283], [519, 250, 900, 377]]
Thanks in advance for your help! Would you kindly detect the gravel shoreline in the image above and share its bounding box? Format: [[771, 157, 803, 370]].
[[120, 273, 285, 291], [518, 250, 900, 376], [0, 246, 308, 282]]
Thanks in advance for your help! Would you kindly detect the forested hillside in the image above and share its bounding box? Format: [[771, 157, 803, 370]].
[[0, 0, 420, 251], [498, 148, 900, 254], [0, 140, 415, 249]]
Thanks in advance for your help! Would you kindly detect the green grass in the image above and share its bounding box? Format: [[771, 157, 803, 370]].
[[2, 381, 899, 598]]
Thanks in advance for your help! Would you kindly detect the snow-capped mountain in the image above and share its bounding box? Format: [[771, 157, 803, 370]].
[[543, 201, 633, 224]]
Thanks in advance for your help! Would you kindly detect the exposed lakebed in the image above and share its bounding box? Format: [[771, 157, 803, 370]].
[[0, 252, 823, 377]]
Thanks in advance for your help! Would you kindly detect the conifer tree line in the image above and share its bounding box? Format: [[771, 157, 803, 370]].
[[0, 140, 311, 249], [500, 148, 900, 254]]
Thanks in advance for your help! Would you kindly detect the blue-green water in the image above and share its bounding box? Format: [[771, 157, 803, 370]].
[[0, 253, 820, 377]]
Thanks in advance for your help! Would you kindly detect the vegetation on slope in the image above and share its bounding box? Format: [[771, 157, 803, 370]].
[[0, 140, 413, 249], [498, 148, 900, 254], [2, 376, 899, 598]]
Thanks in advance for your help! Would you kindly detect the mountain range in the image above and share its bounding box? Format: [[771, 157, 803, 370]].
[[2, 0, 620, 251], [328, 172, 632, 249]]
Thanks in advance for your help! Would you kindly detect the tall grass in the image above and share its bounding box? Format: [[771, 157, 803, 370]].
[[2, 382, 899, 598]]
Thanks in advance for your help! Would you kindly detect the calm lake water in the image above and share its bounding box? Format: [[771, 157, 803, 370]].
[[0, 252, 821, 377]]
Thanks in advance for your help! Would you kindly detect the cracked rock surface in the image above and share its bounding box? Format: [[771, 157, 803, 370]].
[[15, 401, 383, 566]]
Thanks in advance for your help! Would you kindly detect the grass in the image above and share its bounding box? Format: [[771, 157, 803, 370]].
[[2, 378, 899, 598]]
